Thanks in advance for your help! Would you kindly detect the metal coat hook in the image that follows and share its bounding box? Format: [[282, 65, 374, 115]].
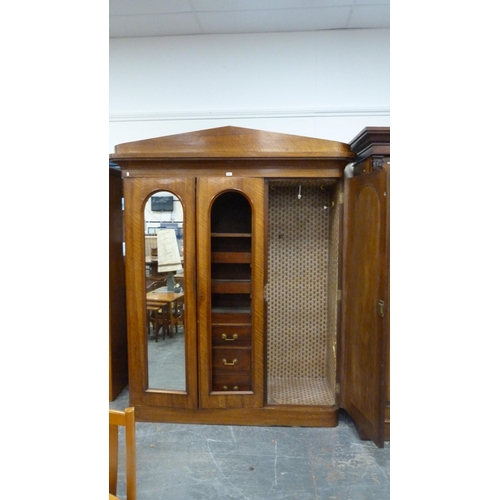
[[298, 184, 302, 200]]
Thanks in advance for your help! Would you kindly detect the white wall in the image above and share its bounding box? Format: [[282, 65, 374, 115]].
[[109, 29, 389, 151]]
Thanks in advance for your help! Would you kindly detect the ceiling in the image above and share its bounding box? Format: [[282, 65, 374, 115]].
[[109, 0, 390, 38]]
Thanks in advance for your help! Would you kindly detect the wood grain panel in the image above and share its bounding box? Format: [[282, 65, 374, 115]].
[[109, 169, 128, 401], [340, 167, 388, 447]]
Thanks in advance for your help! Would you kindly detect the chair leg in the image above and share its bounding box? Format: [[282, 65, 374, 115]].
[[161, 310, 166, 340], [155, 312, 160, 342]]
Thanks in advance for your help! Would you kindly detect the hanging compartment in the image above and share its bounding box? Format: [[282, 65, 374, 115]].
[[266, 180, 342, 407]]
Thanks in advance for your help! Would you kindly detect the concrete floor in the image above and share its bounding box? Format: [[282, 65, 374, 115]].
[[110, 388, 390, 499]]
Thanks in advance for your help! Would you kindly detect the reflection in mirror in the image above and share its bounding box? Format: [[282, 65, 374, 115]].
[[144, 191, 186, 391]]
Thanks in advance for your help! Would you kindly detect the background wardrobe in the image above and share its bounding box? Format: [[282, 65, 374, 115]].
[[109, 126, 390, 447]]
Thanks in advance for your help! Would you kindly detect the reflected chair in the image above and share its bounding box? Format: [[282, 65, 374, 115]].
[[147, 301, 169, 341], [109, 407, 136, 500], [146, 277, 167, 293], [146, 279, 169, 341], [170, 295, 184, 335]]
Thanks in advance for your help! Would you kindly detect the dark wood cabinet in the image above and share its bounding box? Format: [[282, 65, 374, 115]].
[[109, 126, 390, 446], [109, 167, 128, 401]]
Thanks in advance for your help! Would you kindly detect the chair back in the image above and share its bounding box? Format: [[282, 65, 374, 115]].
[[109, 407, 136, 500], [146, 278, 167, 292]]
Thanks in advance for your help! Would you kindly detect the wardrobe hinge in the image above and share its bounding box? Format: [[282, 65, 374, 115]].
[[337, 290, 342, 301], [338, 192, 344, 204], [335, 383, 341, 394], [377, 299, 385, 318]]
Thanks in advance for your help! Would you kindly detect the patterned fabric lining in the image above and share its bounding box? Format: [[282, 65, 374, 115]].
[[267, 376, 335, 405], [266, 181, 340, 406]]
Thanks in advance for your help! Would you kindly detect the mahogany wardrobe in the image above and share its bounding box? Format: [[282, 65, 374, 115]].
[[109, 126, 390, 447]]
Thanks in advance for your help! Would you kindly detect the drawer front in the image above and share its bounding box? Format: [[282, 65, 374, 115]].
[[212, 324, 251, 347], [212, 348, 251, 372], [212, 371, 252, 392], [212, 310, 251, 324]]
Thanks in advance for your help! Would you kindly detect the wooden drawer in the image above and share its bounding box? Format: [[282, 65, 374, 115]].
[[212, 309, 251, 324], [212, 371, 252, 392], [212, 324, 251, 347], [212, 348, 251, 372]]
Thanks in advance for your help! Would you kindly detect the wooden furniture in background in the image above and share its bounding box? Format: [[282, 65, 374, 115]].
[[146, 301, 168, 341], [146, 290, 184, 338], [109, 407, 136, 500], [109, 126, 390, 447], [109, 167, 128, 401], [146, 279, 169, 341]]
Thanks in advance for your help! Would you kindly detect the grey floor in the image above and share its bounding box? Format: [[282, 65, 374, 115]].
[[147, 326, 186, 391], [110, 387, 390, 500]]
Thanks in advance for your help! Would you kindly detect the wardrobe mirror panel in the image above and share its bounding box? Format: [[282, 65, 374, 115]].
[[144, 191, 186, 391]]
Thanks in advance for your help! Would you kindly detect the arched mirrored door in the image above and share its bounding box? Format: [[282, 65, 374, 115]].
[[123, 176, 198, 412]]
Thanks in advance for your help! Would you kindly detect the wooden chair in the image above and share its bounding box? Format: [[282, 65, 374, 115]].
[[146, 279, 169, 341], [147, 301, 169, 341], [146, 277, 167, 292], [170, 295, 184, 335], [109, 407, 136, 500]]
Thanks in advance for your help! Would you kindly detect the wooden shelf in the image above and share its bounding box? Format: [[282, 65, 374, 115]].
[[211, 233, 251, 238], [212, 279, 251, 294], [211, 307, 251, 314], [211, 252, 251, 263]]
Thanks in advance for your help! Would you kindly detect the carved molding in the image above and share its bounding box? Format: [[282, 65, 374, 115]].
[[372, 157, 385, 171]]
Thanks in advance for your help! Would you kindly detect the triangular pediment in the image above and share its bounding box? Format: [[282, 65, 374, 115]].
[[110, 126, 354, 160]]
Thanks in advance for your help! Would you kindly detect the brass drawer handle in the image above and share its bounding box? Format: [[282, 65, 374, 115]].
[[222, 386, 239, 391], [222, 333, 238, 341], [222, 358, 238, 366]]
